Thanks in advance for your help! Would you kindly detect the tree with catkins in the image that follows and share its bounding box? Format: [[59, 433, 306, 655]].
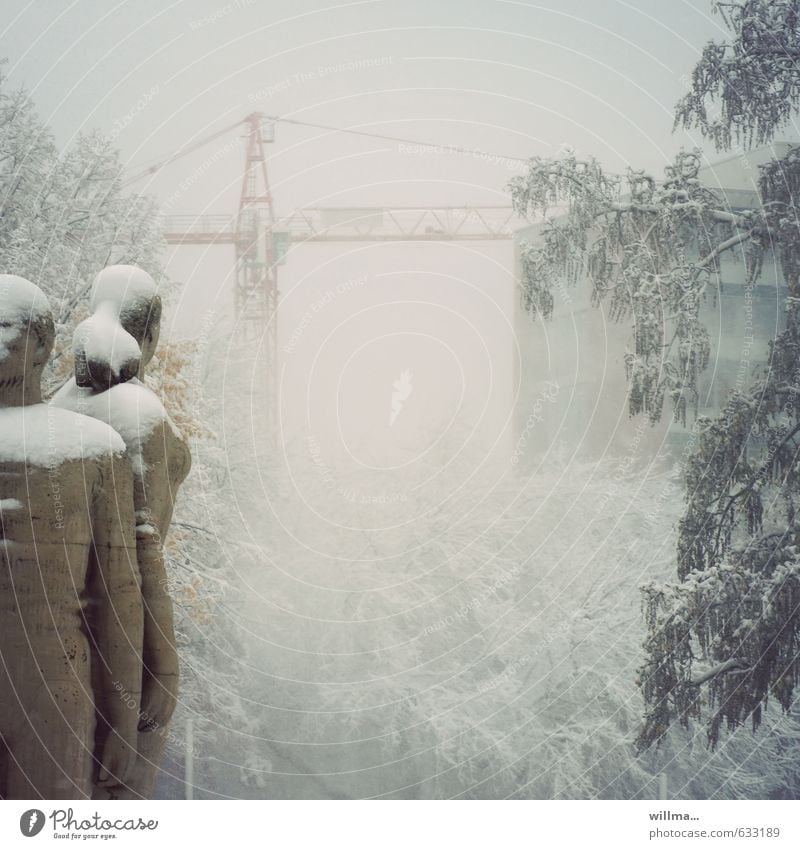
[[509, 0, 800, 751], [509, 148, 725, 426], [675, 0, 800, 151]]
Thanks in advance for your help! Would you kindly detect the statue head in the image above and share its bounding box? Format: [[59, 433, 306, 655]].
[[0, 274, 54, 406], [90, 265, 162, 374], [73, 312, 141, 392]]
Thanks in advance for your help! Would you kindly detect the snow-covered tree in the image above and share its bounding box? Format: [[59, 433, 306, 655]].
[[509, 0, 800, 751], [509, 148, 724, 426], [675, 0, 800, 151], [0, 64, 253, 795], [0, 66, 163, 391], [233, 433, 800, 799]]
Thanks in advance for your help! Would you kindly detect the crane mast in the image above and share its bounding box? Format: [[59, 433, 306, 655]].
[[130, 113, 518, 449]]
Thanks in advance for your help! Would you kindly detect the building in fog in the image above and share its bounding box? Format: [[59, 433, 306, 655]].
[[511, 144, 793, 467]]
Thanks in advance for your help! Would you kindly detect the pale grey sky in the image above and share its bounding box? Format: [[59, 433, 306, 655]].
[[3, 0, 734, 202], [0, 1, 763, 461]]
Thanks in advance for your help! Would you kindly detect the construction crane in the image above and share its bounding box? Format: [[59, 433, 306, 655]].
[[123, 113, 521, 444]]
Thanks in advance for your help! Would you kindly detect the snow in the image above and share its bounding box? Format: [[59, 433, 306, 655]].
[[51, 378, 175, 478], [0, 405, 125, 465], [90, 264, 158, 315], [0, 274, 51, 321], [50, 263, 170, 476], [0, 274, 51, 357], [0, 275, 128, 463], [0, 326, 21, 359], [230, 449, 800, 799], [73, 303, 141, 376]]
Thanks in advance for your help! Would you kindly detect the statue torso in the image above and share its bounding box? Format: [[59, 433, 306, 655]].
[[0, 405, 126, 675], [51, 379, 192, 539]]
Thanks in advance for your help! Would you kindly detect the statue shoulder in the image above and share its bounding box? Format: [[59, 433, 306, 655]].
[[138, 395, 192, 486], [166, 422, 192, 486], [49, 376, 81, 409], [0, 404, 126, 467], [52, 379, 165, 442]]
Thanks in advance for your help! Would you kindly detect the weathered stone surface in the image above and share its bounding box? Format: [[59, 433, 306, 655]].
[[0, 274, 143, 799], [53, 265, 191, 799]]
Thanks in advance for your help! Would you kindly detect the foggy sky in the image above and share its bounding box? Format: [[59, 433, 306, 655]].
[[0, 0, 761, 458]]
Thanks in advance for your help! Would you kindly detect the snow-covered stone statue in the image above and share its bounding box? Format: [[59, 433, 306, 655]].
[[52, 264, 191, 799], [0, 274, 144, 798], [73, 265, 158, 392]]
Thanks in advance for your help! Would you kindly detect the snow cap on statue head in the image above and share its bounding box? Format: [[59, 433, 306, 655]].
[[72, 312, 141, 392], [0, 273, 54, 372], [90, 265, 162, 368]]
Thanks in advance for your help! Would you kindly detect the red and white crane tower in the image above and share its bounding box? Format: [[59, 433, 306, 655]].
[[124, 113, 519, 442]]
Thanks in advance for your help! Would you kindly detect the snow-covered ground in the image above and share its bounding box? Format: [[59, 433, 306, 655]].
[[167, 424, 800, 799]]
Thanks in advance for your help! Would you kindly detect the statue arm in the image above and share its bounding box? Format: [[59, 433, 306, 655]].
[[89, 452, 144, 783], [135, 419, 185, 731], [136, 517, 179, 730]]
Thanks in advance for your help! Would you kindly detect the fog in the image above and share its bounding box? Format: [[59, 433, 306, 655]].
[[7, 0, 796, 800], [2, 1, 729, 464]]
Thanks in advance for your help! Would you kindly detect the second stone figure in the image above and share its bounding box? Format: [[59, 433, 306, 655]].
[[0, 274, 143, 799], [52, 264, 192, 799]]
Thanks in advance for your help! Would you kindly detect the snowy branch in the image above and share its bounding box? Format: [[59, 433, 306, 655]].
[[689, 658, 751, 686]]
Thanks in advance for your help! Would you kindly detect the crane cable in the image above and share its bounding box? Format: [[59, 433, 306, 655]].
[[121, 118, 247, 187], [270, 116, 531, 164], [121, 112, 532, 186]]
